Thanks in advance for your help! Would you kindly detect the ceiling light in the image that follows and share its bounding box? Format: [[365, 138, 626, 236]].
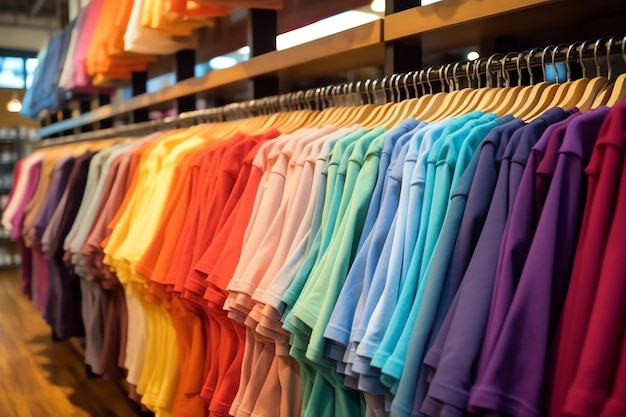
[[276, 11, 381, 51], [466, 51, 480, 61], [6, 93, 22, 113], [208, 56, 238, 70], [370, 0, 385, 13]]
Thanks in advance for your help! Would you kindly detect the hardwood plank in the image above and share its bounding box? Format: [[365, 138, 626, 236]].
[[0, 270, 141, 417]]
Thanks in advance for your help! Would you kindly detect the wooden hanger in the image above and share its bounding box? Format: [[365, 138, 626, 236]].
[[433, 61, 479, 119], [361, 76, 397, 129], [455, 56, 502, 116], [604, 35, 626, 107], [514, 47, 562, 120], [375, 71, 418, 126], [415, 66, 455, 121], [424, 63, 462, 121], [572, 38, 612, 112], [402, 70, 436, 119], [487, 52, 528, 116]]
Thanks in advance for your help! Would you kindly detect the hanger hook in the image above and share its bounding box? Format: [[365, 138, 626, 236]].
[[486, 53, 502, 87], [541, 45, 554, 82], [426, 67, 435, 94], [465, 61, 473, 88], [444, 63, 454, 92], [384, 75, 392, 103], [363, 79, 372, 104], [594, 38, 603, 77], [403, 72, 412, 100], [473, 58, 483, 88], [526, 48, 541, 85], [515, 51, 526, 86], [394, 73, 402, 102], [436, 66, 444, 92], [622, 35, 626, 67], [371, 78, 379, 104], [501, 52, 517, 87], [419, 69, 427, 96], [354, 81, 363, 105], [372, 79, 381, 104], [411, 71, 419, 97], [606, 37, 615, 80], [452, 62, 461, 90], [579, 40, 591, 78], [552, 44, 566, 83], [566, 42, 580, 82]]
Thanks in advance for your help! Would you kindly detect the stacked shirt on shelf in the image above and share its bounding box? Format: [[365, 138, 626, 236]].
[[3, 100, 626, 417], [20, 0, 285, 118]]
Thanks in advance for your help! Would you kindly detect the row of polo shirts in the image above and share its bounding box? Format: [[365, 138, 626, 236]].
[[4, 102, 626, 417], [20, 0, 284, 118]]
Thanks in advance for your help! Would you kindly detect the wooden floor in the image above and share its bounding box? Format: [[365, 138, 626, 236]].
[[0, 269, 142, 417]]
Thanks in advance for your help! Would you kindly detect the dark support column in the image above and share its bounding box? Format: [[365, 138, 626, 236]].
[[248, 9, 279, 99], [176, 49, 196, 113], [132, 71, 149, 123], [98, 94, 113, 129], [60, 109, 71, 121], [384, 0, 422, 97], [80, 100, 92, 133]]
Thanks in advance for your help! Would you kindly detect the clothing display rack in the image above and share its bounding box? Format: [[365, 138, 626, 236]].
[[33, 35, 626, 149]]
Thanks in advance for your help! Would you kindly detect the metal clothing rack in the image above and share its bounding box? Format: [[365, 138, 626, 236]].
[[33, 35, 626, 149]]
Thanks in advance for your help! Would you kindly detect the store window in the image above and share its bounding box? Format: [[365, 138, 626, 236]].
[[0, 53, 38, 89]]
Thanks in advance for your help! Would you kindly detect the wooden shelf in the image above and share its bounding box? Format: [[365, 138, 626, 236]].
[[38, 20, 384, 139], [385, 0, 558, 43], [385, 0, 626, 56]]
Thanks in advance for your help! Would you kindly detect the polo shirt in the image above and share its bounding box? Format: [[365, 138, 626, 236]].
[[420, 107, 572, 417], [563, 104, 626, 417], [252, 127, 356, 305], [389, 117, 525, 417], [473, 112, 583, 391], [548, 101, 626, 417], [323, 120, 421, 362], [347, 113, 486, 381], [196, 132, 302, 306], [304, 123, 418, 362], [346, 116, 469, 368], [468, 107, 609, 417], [226, 126, 336, 318], [375, 114, 502, 393], [285, 127, 386, 334], [278, 129, 369, 321]]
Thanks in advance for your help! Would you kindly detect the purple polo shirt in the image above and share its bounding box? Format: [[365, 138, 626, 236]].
[[468, 107, 610, 417], [475, 111, 584, 388], [420, 107, 573, 417]]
